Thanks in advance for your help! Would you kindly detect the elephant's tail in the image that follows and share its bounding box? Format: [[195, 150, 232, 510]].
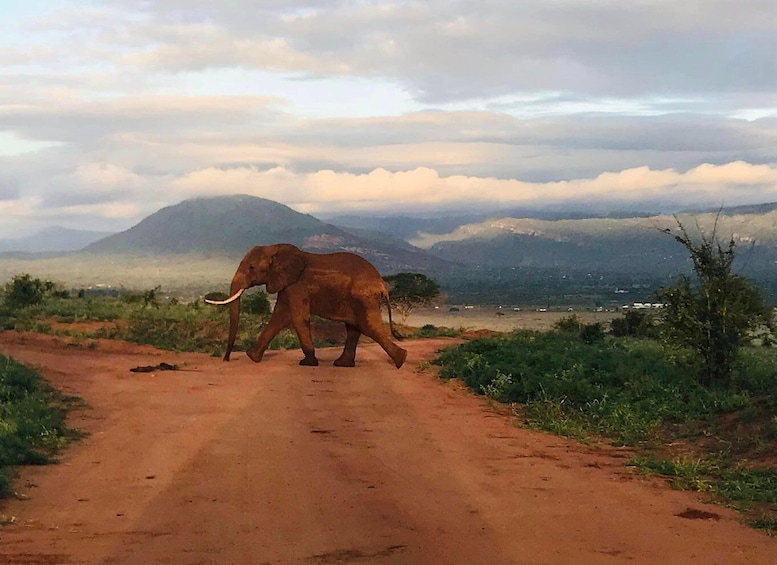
[[382, 290, 403, 340]]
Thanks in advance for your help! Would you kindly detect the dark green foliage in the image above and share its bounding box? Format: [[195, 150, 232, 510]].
[[413, 324, 463, 338], [610, 310, 658, 338], [435, 331, 769, 445], [241, 291, 271, 316], [554, 314, 605, 344], [0, 355, 78, 497], [3, 274, 58, 310], [383, 272, 441, 322], [553, 313, 584, 333], [657, 218, 774, 386], [121, 286, 161, 308], [437, 330, 777, 527]]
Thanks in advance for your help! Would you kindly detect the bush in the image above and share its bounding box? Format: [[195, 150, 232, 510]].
[[657, 218, 774, 386], [241, 291, 271, 316], [3, 274, 58, 310], [434, 331, 754, 445], [554, 314, 605, 343], [610, 310, 658, 338]]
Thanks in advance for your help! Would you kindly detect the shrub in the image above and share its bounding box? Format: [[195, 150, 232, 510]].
[[434, 331, 753, 445], [3, 274, 57, 310], [554, 314, 605, 343], [657, 217, 774, 386], [241, 291, 271, 316], [610, 310, 658, 338]]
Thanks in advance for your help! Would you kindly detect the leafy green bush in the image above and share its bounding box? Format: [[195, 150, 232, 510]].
[[554, 314, 605, 343], [3, 274, 58, 310], [241, 291, 271, 316], [610, 310, 658, 338], [657, 219, 774, 386], [434, 331, 762, 445], [0, 355, 78, 497], [413, 324, 463, 338]]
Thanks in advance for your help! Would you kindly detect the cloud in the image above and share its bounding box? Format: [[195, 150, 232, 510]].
[[170, 161, 777, 214], [1, 1, 776, 240], [65, 0, 773, 106], [10, 1, 775, 108]]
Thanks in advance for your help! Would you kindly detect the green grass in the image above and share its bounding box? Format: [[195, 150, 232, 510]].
[[0, 355, 80, 498]]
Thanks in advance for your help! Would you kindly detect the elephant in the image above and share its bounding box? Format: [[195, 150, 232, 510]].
[[205, 243, 407, 369]]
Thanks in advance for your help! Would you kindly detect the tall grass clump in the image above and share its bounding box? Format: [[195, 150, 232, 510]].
[[0, 355, 78, 497]]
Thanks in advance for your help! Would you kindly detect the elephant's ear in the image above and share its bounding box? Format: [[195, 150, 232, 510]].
[[266, 245, 305, 294]]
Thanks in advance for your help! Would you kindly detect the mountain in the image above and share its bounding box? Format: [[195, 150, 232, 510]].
[[83, 195, 453, 274], [325, 209, 660, 241], [0, 227, 115, 253], [409, 208, 777, 278]]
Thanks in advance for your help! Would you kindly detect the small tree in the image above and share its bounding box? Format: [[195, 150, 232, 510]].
[[3, 274, 57, 310], [657, 217, 773, 386], [383, 272, 441, 324]]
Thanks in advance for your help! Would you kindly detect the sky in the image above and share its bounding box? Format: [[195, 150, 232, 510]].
[[0, 0, 776, 238]]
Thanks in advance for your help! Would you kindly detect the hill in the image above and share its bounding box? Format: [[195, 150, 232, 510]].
[[403, 208, 777, 273], [0, 227, 114, 253], [83, 195, 452, 274]]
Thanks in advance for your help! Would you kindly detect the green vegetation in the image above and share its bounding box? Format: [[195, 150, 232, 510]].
[[435, 323, 777, 531], [657, 218, 774, 386], [434, 223, 777, 531], [411, 324, 463, 338], [0, 355, 79, 498], [1, 275, 276, 357]]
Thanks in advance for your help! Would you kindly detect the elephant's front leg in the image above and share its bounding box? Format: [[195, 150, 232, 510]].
[[247, 304, 291, 363]]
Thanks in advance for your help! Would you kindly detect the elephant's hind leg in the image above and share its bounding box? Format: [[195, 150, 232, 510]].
[[360, 309, 407, 369], [334, 324, 360, 367]]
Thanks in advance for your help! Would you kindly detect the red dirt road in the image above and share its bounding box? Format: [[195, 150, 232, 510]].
[[1, 332, 775, 564]]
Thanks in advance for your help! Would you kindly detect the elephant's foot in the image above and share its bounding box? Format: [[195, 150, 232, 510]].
[[393, 347, 408, 369], [246, 348, 264, 363], [299, 355, 319, 367], [333, 356, 356, 367]]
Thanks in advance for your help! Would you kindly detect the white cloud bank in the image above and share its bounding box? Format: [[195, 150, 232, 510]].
[[1, 159, 776, 239], [171, 161, 777, 214]]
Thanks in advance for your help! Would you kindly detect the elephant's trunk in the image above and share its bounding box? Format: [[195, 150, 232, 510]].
[[224, 297, 240, 361], [222, 277, 247, 361]]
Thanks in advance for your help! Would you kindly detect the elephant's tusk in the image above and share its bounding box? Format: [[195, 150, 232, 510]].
[[205, 288, 245, 305]]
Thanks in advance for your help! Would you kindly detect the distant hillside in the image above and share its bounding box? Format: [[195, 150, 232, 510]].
[[411, 209, 777, 278], [680, 201, 777, 216], [83, 195, 453, 274], [0, 227, 115, 253], [326, 209, 659, 241]]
